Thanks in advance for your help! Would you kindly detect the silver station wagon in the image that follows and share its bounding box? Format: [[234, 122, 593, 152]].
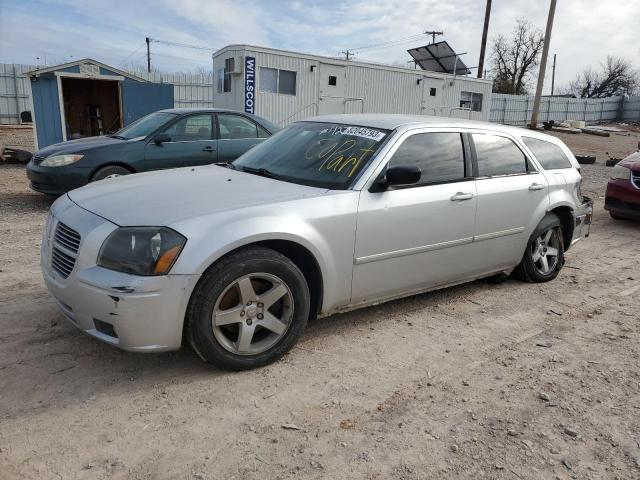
[[42, 114, 592, 370]]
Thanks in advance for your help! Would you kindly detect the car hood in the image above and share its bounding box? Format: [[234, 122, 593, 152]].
[[36, 136, 126, 157], [620, 151, 640, 171], [67, 165, 329, 226]]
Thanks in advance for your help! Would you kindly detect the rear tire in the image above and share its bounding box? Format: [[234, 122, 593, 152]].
[[186, 247, 310, 370], [514, 213, 564, 283], [90, 165, 131, 182]]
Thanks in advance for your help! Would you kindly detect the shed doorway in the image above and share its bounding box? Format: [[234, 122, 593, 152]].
[[60, 77, 122, 139]]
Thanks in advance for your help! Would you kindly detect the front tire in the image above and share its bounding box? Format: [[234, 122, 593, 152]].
[[186, 247, 310, 370], [91, 165, 131, 182], [514, 213, 564, 283]]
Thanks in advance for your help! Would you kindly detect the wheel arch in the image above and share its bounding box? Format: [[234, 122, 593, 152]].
[[187, 237, 325, 321], [547, 203, 574, 251], [90, 162, 137, 181]]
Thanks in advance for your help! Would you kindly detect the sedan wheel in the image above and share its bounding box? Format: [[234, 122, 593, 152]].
[[212, 273, 294, 355]]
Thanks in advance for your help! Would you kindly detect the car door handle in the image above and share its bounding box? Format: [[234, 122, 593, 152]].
[[528, 183, 546, 191], [450, 192, 474, 201], [202, 146, 217, 152]]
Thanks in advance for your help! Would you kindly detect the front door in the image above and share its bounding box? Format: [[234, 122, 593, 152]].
[[318, 63, 347, 115], [216, 113, 269, 164], [144, 113, 217, 170], [351, 131, 478, 304], [470, 132, 550, 270]]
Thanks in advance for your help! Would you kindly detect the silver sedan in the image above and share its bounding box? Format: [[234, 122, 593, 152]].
[[41, 114, 592, 369]]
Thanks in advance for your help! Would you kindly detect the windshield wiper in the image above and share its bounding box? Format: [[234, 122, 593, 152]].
[[241, 166, 281, 180], [109, 134, 126, 140], [215, 162, 236, 169]]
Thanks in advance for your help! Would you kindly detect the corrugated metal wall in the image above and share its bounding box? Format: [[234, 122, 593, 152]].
[[0, 64, 213, 124], [489, 93, 625, 125], [0, 64, 36, 124], [620, 96, 640, 122]]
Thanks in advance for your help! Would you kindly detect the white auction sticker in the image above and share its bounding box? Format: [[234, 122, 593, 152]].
[[321, 126, 386, 141]]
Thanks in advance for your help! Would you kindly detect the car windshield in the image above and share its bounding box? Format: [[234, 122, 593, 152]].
[[113, 112, 177, 140], [232, 122, 391, 189]]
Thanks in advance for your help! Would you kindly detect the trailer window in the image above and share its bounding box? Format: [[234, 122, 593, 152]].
[[460, 91, 483, 112], [217, 68, 231, 93], [260, 67, 296, 95]]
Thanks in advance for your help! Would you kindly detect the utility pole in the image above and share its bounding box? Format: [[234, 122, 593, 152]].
[[423, 30, 443, 45], [529, 0, 557, 129], [340, 50, 354, 60], [477, 0, 492, 78], [145, 36, 151, 73], [550, 53, 557, 95]]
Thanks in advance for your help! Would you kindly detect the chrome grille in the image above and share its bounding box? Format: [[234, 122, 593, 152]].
[[51, 247, 76, 278], [33, 155, 45, 166], [632, 171, 640, 190], [54, 222, 81, 254], [50, 221, 81, 279]]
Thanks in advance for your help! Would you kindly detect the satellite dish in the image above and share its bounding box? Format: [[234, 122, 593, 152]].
[[407, 41, 470, 75]]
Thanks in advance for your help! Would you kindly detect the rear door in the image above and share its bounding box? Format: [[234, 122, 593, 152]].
[[470, 132, 549, 269], [216, 113, 269, 164], [144, 113, 217, 170], [351, 130, 478, 304]]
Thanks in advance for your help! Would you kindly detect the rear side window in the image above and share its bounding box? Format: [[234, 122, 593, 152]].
[[388, 132, 466, 185], [472, 134, 528, 176], [218, 114, 258, 139], [522, 137, 573, 169]]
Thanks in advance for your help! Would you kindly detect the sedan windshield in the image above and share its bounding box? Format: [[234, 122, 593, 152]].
[[232, 122, 390, 189], [113, 112, 177, 140]]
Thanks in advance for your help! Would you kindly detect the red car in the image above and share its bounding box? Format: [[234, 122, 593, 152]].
[[605, 151, 640, 220]]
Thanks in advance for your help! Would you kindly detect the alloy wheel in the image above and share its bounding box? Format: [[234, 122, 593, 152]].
[[212, 273, 294, 355], [531, 228, 560, 275]]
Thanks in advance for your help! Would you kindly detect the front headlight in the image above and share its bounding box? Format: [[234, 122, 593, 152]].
[[98, 227, 186, 276], [40, 154, 84, 167], [610, 164, 631, 180]]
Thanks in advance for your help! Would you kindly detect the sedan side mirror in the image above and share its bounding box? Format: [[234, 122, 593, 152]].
[[154, 133, 171, 145], [382, 165, 421, 187]]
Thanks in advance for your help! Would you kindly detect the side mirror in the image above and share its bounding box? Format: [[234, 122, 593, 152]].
[[154, 133, 171, 145], [383, 165, 421, 187]]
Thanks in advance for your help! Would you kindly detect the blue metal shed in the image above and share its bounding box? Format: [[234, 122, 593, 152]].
[[28, 59, 174, 149]]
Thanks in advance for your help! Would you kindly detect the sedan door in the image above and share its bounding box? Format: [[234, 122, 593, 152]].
[[216, 113, 270, 164], [144, 113, 217, 170], [351, 131, 478, 304], [470, 132, 549, 270]]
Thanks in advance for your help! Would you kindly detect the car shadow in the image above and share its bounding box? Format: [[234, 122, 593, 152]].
[[1, 275, 512, 419]]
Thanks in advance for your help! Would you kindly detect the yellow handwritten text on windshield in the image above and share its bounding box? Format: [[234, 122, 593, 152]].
[[308, 140, 377, 178]]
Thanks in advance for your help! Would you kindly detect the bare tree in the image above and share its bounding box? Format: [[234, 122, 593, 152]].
[[490, 19, 544, 94], [568, 56, 638, 98]]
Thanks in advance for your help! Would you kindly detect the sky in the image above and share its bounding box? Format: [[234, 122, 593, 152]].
[[1, 0, 639, 93]]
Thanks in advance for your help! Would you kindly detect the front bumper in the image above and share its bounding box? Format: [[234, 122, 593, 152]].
[[26, 161, 91, 195], [571, 196, 593, 246], [604, 179, 640, 220], [43, 196, 199, 352]]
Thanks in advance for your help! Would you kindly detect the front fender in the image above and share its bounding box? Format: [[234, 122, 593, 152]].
[[169, 193, 360, 313]]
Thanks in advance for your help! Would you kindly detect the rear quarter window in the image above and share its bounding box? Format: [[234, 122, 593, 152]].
[[522, 137, 573, 170]]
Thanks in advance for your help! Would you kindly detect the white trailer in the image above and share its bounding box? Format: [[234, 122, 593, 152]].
[[212, 44, 493, 126]]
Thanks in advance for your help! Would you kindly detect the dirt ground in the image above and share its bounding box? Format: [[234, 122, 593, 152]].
[[1, 127, 639, 480]]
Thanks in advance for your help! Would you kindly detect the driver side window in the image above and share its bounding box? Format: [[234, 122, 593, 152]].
[[163, 115, 212, 142], [388, 132, 466, 186]]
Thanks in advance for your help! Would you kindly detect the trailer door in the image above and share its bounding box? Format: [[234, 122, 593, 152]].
[[318, 63, 347, 115]]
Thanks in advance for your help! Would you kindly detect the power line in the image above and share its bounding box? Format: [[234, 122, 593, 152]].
[[148, 37, 216, 51], [347, 33, 428, 53], [118, 42, 146, 65]]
